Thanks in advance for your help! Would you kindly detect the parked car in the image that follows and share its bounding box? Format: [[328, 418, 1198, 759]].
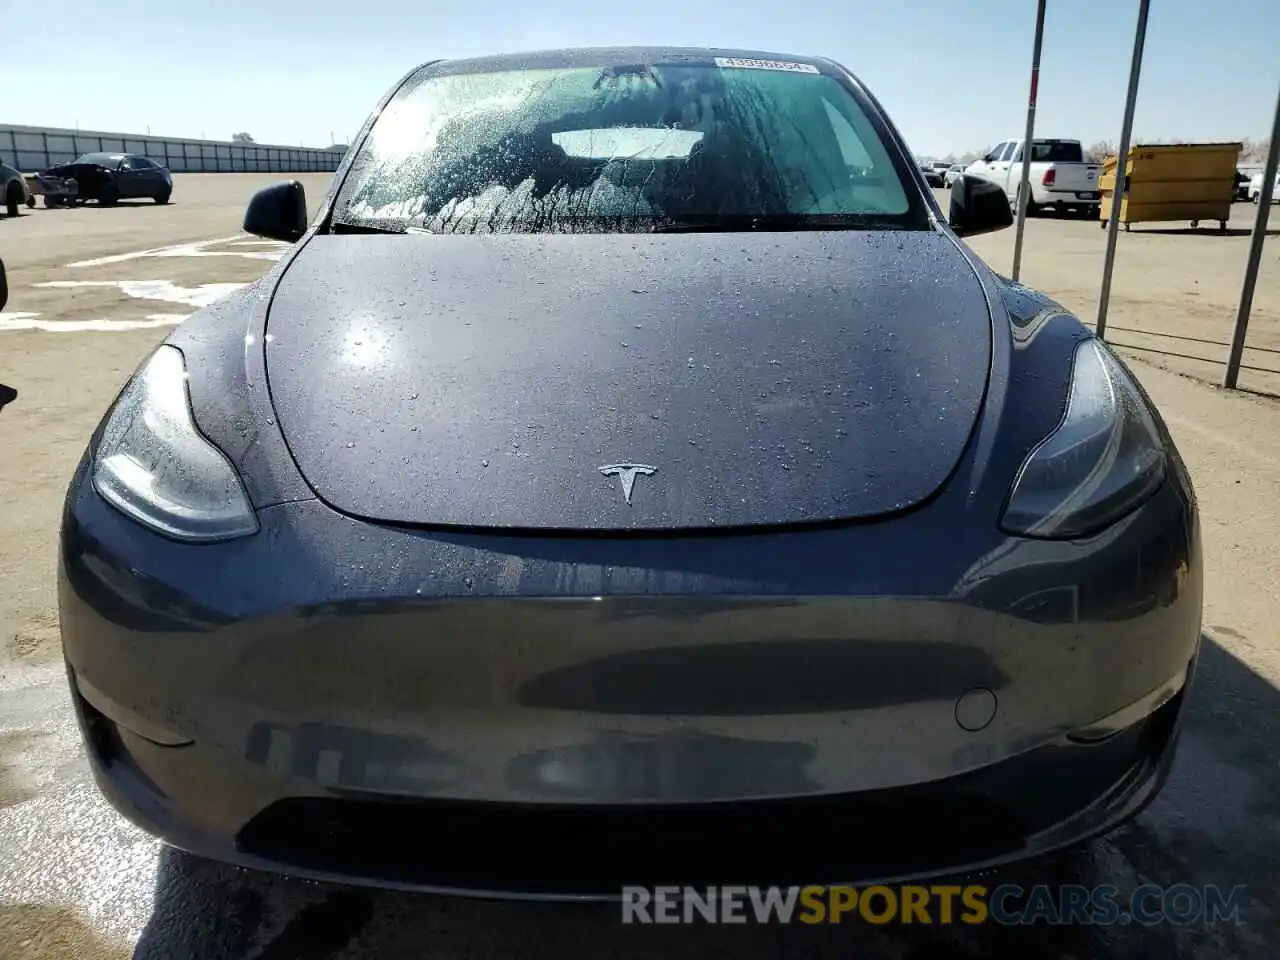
[[59, 46, 1201, 898], [916, 157, 945, 187], [1248, 170, 1280, 203], [1234, 169, 1252, 201], [966, 138, 1101, 217], [1, 161, 30, 217], [944, 163, 966, 187], [38, 152, 172, 206]]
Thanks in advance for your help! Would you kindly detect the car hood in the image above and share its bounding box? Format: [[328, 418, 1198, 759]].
[[43, 163, 110, 175], [263, 231, 992, 531]]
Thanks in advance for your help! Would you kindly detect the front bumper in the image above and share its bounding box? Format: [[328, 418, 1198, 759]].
[[59, 471, 1203, 896], [70, 660, 1192, 897]]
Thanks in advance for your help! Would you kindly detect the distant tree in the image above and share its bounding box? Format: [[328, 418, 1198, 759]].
[[1085, 141, 1115, 162], [1241, 138, 1271, 164], [1085, 136, 1267, 165], [231, 132, 255, 143]]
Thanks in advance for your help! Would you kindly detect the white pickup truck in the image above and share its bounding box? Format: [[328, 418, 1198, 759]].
[[964, 138, 1102, 218], [1248, 169, 1280, 204]]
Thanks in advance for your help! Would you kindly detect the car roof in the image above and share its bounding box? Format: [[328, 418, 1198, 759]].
[[419, 46, 831, 76]]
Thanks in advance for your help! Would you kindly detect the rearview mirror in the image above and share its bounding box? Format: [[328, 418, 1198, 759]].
[[244, 181, 308, 243], [949, 174, 1013, 238]]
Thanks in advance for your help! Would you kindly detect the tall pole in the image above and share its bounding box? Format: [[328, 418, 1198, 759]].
[[1095, 0, 1151, 339], [1224, 84, 1280, 389], [1011, 0, 1048, 283]]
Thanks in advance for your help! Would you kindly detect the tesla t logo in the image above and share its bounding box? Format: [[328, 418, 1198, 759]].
[[599, 463, 656, 505]]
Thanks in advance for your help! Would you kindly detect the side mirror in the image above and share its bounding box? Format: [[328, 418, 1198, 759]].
[[244, 181, 307, 243], [949, 174, 1014, 238]]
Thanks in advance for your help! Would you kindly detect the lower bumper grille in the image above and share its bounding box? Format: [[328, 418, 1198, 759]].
[[234, 692, 1185, 896], [237, 788, 1024, 895]]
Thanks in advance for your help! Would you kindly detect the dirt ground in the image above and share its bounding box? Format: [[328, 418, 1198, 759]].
[[962, 199, 1280, 397], [0, 176, 1278, 958]]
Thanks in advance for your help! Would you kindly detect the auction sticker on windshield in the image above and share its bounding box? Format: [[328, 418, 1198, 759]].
[[713, 57, 820, 74]]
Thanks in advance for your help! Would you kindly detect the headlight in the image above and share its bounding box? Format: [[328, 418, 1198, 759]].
[[1000, 338, 1165, 539], [92, 345, 259, 542]]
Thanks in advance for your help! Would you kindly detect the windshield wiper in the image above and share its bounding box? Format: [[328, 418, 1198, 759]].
[[650, 214, 910, 233], [329, 219, 428, 235]]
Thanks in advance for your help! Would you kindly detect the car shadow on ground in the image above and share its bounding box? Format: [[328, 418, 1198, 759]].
[[129, 635, 1278, 960], [38, 201, 173, 211], [1122, 226, 1280, 238]]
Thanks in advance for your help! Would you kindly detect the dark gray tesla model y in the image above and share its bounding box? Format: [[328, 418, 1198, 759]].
[[58, 47, 1202, 897]]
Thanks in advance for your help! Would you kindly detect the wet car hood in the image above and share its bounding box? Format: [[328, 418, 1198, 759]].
[[263, 230, 992, 531]]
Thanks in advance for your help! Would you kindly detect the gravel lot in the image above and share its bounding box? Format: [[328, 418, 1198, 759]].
[[0, 175, 1278, 959]]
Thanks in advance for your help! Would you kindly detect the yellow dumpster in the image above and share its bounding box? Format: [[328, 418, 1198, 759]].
[[1098, 142, 1242, 232]]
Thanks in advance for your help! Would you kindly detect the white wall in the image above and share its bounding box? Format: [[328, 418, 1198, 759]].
[[0, 124, 344, 173]]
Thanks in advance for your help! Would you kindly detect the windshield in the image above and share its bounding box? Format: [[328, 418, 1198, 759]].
[[1028, 140, 1084, 163], [74, 153, 122, 166], [331, 60, 923, 233]]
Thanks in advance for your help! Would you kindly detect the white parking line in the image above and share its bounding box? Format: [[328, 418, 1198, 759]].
[[67, 236, 284, 268], [0, 313, 186, 332], [35, 280, 248, 308], [11, 237, 273, 334]]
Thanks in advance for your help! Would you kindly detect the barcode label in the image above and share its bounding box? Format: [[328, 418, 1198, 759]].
[[713, 57, 820, 74]]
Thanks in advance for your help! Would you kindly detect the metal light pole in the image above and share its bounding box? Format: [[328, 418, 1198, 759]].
[[1224, 84, 1280, 389], [1095, 0, 1151, 339], [1011, 0, 1048, 283]]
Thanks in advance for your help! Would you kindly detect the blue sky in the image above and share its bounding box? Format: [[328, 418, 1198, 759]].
[[2, 0, 1276, 155]]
